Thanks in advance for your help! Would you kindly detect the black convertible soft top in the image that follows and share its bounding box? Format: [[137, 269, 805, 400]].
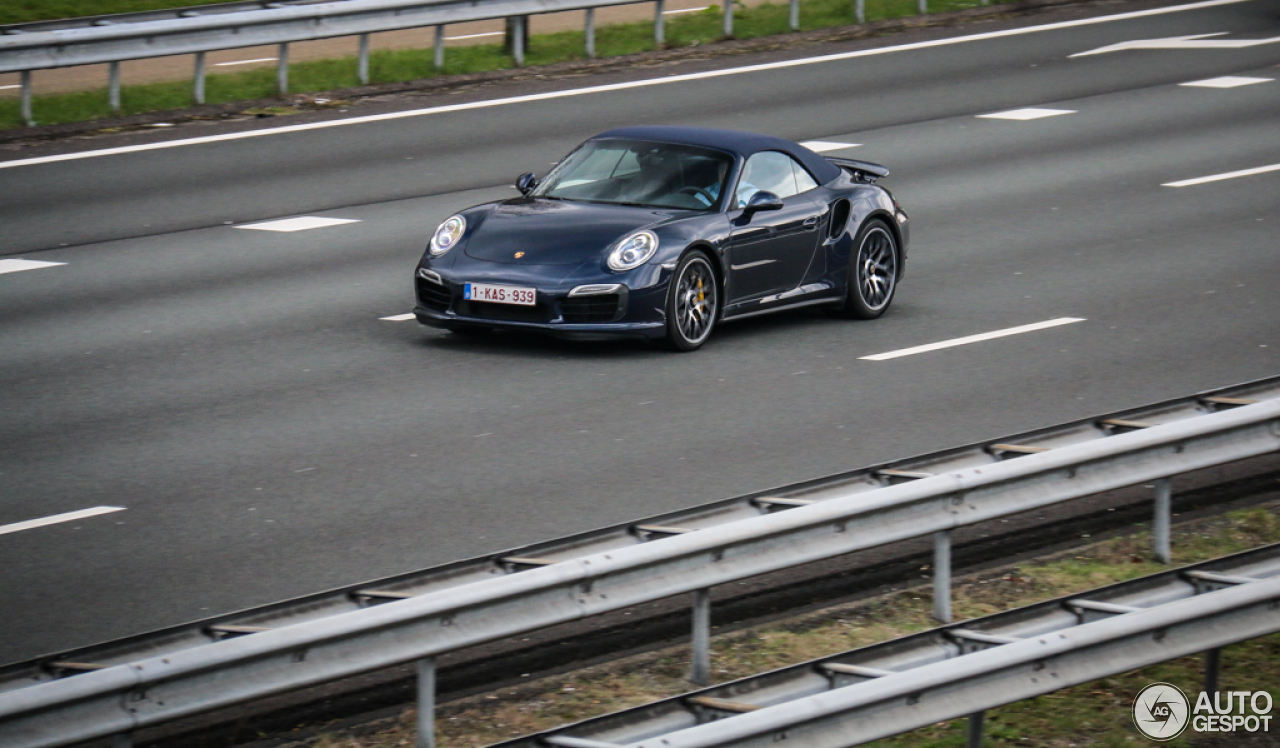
[[592, 126, 842, 185]]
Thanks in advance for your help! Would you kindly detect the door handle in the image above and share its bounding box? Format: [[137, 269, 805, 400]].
[[803, 216, 819, 228]]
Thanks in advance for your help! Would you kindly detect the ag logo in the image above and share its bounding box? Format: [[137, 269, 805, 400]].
[[1134, 682, 1190, 741]]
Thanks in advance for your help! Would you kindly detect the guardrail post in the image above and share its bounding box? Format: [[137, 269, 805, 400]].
[[690, 589, 712, 685], [654, 0, 665, 46], [855, 0, 865, 24], [1204, 647, 1221, 695], [584, 8, 596, 58], [276, 42, 290, 96], [512, 16, 526, 67], [193, 51, 206, 105], [722, 0, 733, 38], [20, 70, 34, 126], [966, 711, 984, 747], [358, 33, 371, 84], [417, 658, 436, 748], [434, 26, 445, 71], [1153, 479, 1172, 563], [108, 61, 122, 114], [789, 0, 799, 30], [933, 530, 952, 623], [918, 0, 928, 14]]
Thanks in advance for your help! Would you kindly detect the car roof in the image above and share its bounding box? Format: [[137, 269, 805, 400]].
[[591, 126, 841, 184]]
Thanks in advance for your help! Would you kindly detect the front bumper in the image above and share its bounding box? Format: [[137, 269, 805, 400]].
[[414, 268, 668, 340]]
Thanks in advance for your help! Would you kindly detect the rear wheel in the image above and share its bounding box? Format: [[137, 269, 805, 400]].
[[665, 252, 718, 351], [841, 219, 898, 319]]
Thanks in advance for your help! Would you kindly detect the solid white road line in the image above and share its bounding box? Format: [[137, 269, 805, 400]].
[[0, 0, 1247, 172], [800, 141, 861, 152], [215, 57, 279, 67], [0, 259, 66, 275], [0, 84, 21, 91], [977, 107, 1077, 120], [664, 6, 711, 13], [860, 318, 1087, 361], [0, 506, 125, 537], [234, 216, 360, 231], [1180, 75, 1273, 88], [445, 31, 504, 40], [380, 313, 417, 321], [1163, 163, 1280, 187]]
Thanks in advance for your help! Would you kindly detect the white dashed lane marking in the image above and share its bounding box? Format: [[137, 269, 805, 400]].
[[234, 217, 361, 232], [800, 141, 862, 153], [381, 313, 417, 321], [1163, 163, 1280, 187], [0, 506, 125, 537], [860, 318, 1087, 361], [977, 108, 1077, 121], [1180, 76, 1273, 88], [0, 259, 66, 275]]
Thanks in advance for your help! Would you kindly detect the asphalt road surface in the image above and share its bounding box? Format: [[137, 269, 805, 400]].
[[0, 0, 1277, 665]]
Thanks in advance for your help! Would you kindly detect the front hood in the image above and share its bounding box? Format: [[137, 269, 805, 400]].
[[463, 199, 672, 266]]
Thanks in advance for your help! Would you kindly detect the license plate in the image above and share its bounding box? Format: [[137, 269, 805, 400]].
[[464, 282, 536, 306]]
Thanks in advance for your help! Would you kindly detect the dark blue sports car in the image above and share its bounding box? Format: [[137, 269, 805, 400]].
[[415, 126, 908, 351]]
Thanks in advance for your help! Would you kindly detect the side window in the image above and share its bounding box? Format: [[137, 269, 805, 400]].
[[736, 151, 798, 208], [792, 161, 819, 193]]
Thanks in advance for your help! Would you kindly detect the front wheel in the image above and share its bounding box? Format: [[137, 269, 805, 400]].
[[664, 252, 718, 351], [840, 219, 899, 320]]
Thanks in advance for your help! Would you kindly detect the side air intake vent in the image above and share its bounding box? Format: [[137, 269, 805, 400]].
[[828, 199, 851, 241]]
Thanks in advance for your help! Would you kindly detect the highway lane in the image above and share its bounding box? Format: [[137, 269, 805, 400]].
[[1, 0, 1278, 665], [1, 0, 1278, 252]]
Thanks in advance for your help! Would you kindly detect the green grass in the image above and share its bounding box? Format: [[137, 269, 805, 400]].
[[0, 0, 250, 25], [2, 0, 998, 130]]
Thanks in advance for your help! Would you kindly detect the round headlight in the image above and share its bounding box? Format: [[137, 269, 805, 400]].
[[429, 215, 467, 256], [607, 230, 659, 272]]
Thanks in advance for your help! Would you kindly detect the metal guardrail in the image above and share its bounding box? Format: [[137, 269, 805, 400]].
[[0, 379, 1278, 747], [496, 544, 1280, 748], [0, 0, 972, 126]]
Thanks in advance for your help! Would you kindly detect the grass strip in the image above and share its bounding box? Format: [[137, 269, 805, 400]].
[[288, 503, 1280, 748], [1, 1, 249, 26], [2, 0, 996, 130]]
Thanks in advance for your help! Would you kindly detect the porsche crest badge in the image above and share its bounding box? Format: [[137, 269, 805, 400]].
[[514, 252, 525, 259]]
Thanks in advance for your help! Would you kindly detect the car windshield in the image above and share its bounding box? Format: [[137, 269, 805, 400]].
[[533, 139, 735, 211]]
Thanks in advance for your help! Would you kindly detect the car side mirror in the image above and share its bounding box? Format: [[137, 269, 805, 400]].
[[516, 173, 539, 196], [744, 191, 784, 214]]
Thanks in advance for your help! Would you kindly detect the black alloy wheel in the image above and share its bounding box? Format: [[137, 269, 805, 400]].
[[665, 252, 718, 351], [843, 219, 898, 319]]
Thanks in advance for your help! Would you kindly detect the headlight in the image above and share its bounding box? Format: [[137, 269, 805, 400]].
[[429, 215, 466, 256], [607, 230, 659, 272]]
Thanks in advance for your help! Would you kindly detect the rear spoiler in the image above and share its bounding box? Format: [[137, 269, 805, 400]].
[[827, 157, 890, 183]]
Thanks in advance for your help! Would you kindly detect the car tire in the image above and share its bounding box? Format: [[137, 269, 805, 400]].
[[664, 251, 718, 352], [840, 218, 899, 320]]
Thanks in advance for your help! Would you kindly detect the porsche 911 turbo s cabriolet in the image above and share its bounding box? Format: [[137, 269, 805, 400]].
[[414, 126, 909, 351]]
